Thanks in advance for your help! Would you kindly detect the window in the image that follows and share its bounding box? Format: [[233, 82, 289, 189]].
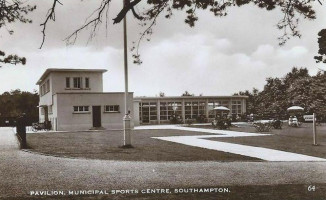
[[198, 102, 206, 115], [40, 85, 43, 96], [66, 77, 89, 90], [160, 102, 168, 120], [73, 106, 90, 113], [85, 77, 90, 88], [46, 80, 50, 93], [66, 77, 70, 88], [40, 80, 50, 96], [185, 102, 192, 119], [139, 104, 142, 121], [104, 105, 120, 112], [149, 102, 157, 120], [208, 102, 215, 118], [167, 102, 181, 119], [48, 105, 53, 114], [141, 103, 149, 122], [221, 101, 229, 108], [73, 77, 82, 89], [231, 100, 242, 115]]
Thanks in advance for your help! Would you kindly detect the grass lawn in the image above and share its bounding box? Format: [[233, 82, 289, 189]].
[[207, 123, 326, 158], [26, 123, 326, 161], [26, 129, 260, 161]]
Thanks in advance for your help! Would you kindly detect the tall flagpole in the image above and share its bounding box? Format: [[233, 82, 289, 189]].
[[123, 0, 131, 146]]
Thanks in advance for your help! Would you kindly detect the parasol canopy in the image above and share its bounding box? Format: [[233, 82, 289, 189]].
[[287, 106, 304, 112], [213, 106, 230, 112]]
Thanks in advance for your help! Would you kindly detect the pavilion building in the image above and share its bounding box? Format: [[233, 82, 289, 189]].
[[133, 95, 248, 125]]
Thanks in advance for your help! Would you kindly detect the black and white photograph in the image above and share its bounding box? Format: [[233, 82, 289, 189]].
[[1, 0, 326, 199]]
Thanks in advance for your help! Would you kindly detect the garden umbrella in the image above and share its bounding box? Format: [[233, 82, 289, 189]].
[[213, 106, 230, 112], [287, 106, 304, 112]]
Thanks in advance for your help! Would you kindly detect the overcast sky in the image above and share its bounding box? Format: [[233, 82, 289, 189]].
[[1, 0, 326, 96]]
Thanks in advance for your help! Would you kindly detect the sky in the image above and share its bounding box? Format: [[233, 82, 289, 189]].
[[1, 0, 326, 97]]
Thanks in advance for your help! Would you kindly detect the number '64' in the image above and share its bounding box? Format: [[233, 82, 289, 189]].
[[308, 185, 316, 192]]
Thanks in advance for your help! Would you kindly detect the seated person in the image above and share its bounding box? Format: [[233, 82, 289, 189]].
[[289, 116, 299, 126]]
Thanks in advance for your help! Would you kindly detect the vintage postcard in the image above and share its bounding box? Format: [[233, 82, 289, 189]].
[[0, 0, 326, 199]]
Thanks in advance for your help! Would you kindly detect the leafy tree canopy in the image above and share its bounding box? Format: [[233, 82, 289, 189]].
[[0, 50, 26, 67], [159, 92, 165, 97], [0, 0, 35, 67], [314, 29, 326, 63], [181, 91, 194, 96], [0, 89, 39, 120], [0, 0, 323, 65], [38, 0, 317, 64], [238, 67, 326, 120]]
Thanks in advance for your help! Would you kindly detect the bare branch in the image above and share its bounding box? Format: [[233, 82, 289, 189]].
[[35, 0, 317, 65], [0, 0, 36, 31], [131, 6, 144, 20], [131, 1, 169, 64], [64, 0, 110, 45], [39, 0, 62, 49]]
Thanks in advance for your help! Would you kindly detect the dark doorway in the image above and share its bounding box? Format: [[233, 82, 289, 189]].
[[44, 106, 49, 122], [92, 106, 102, 127]]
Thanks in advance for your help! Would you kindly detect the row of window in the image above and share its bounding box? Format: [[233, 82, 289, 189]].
[[159, 102, 182, 121], [139, 100, 244, 122], [66, 77, 90, 89], [185, 101, 206, 119], [74, 106, 89, 112], [41, 105, 120, 115], [40, 79, 50, 96], [73, 105, 120, 113]]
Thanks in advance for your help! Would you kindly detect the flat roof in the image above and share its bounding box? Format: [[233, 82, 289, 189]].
[[36, 68, 108, 85], [55, 92, 133, 95], [134, 95, 248, 100]]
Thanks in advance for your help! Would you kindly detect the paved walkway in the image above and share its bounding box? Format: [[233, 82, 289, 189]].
[[0, 127, 326, 198], [137, 125, 326, 162], [0, 127, 19, 151]]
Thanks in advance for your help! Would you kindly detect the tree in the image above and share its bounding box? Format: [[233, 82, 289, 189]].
[[159, 92, 165, 97], [38, 0, 318, 64], [181, 91, 194, 96], [0, 1, 322, 65], [310, 72, 326, 119], [0, 89, 39, 124], [289, 71, 326, 117], [314, 29, 326, 64], [0, 0, 321, 64], [0, 0, 36, 67], [238, 67, 326, 120], [235, 88, 260, 115], [0, 50, 26, 67]]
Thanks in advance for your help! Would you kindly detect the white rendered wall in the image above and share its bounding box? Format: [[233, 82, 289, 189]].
[[133, 101, 140, 126], [56, 93, 134, 131], [38, 73, 53, 107], [38, 71, 104, 128], [51, 71, 104, 94]]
